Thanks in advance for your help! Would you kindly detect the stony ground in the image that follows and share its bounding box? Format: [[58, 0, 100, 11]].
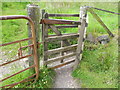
[[0, 51, 29, 79]]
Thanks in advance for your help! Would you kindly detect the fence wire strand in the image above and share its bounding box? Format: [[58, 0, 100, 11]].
[[86, 6, 120, 15]]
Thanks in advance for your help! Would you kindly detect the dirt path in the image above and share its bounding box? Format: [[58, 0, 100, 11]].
[[53, 62, 80, 88]]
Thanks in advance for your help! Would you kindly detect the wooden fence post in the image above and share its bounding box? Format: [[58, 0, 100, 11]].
[[74, 6, 88, 70], [42, 12, 49, 66], [27, 4, 41, 73]]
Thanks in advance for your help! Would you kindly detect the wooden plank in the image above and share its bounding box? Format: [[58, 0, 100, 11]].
[[88, 8, 114, 37], [48, 25, 78, 29], [49, 25, 61, 35], [48, 59, 75, 69], [41, 19, 81, 25], [48, 33, 78, 37], [49, 25, 70, 46], [48, 14, 79, 17], [45, 53, 76, 64], [56, 25, 78, 28], [45, 44, 78, 55], [45, 33, 79, 42]]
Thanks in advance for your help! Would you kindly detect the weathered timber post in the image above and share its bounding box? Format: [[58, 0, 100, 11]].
[[74, 6, 88, 70], [42, 11, 49, 66], [42, 9, 45, 41], [27, 4, 41, 73]]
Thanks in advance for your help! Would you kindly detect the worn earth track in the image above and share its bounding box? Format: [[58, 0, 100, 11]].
[[54, 64, 80, 88], [53, 62, 80, 88], [48, 55, 80, 88]]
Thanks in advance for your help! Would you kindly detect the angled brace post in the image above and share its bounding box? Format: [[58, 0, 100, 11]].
[[87, 8, 114, 37]]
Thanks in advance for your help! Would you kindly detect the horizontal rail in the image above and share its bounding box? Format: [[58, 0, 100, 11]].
[[1, 73, 36, 88], [0, 54, 33, 67], [19, 41, 43, 50], [48, 59, 75, 69], [45, 44, 77, 55], [48, 33, 78, 37], [0, 37, 32, 47], [0, 65, 35, 82], [0, 15, 33, 21], [45, 33, 79, 42], [19, 44, 33, 49], [40, 19, 81, 25], [45, 53, 76, 64], [48, 25, 78, 29], [48, 14, 79, 17], [56, 25, 78, 28], [9, 79, 34, 88]]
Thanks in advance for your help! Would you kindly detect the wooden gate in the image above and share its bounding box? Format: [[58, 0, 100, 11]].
[[41, 9, 85, 69]]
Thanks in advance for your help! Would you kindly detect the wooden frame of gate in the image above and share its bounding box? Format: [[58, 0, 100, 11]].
[[0, 15, 39, 88], [41, 9, 83, 69]]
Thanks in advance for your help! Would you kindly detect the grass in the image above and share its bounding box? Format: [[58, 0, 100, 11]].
[[2, 67, 55, 88], [72, 31, 118, 88], [1, 2, 118, 88], [25, 68, 55, 88]]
